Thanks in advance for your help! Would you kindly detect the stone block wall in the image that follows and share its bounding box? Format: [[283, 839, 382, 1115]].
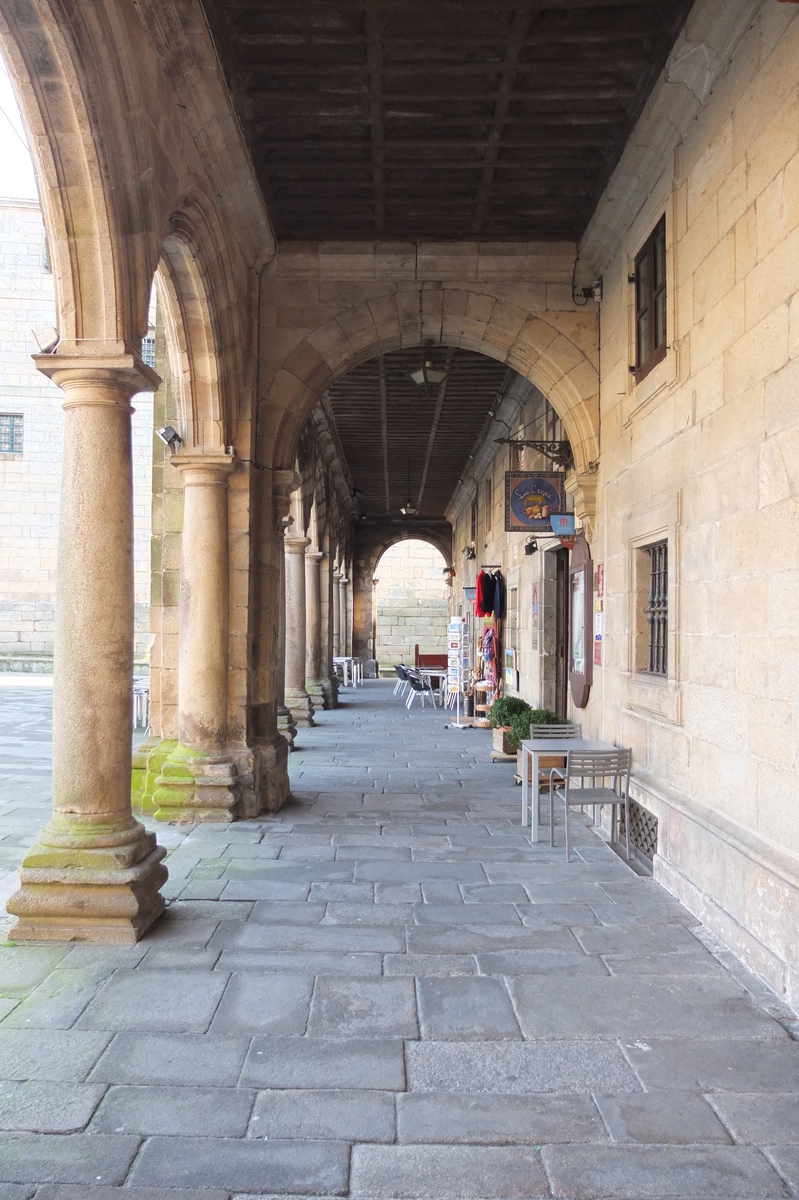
[[0, 199, 154, 667], [375, 540, 448, 665]]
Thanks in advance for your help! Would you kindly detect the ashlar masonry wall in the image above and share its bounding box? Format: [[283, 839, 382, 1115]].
[[0, 199, 154, 667], [585, 2, 799, 1007], [375, 540, 448, 666]]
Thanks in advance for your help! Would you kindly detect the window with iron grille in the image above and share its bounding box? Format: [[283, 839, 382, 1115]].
[[484, 478, 492, 537], [470, 498, 477, 545], [643, 541, 668, 676], [634, 215, 667, 383], [0, 414, 23, 454], [141, 335, 156, 370]]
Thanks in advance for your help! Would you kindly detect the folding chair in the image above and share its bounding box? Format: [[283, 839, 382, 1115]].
[[548, 748, 632, 861]]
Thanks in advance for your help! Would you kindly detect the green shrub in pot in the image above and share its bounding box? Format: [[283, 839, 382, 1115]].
[[487, 695, 530, 728], [507, 706, 561, 749]]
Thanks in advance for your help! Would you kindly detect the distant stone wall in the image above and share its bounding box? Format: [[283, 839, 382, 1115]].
[[375, 540, 448, 665], [0, 199, 154, 667]]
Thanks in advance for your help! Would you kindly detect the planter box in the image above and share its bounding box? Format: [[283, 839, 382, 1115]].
[[492, 727, 516, 756], [516, 748, 567, 783]]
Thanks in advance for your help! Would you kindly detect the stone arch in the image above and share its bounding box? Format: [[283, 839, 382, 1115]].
[[351, 523, 453, 661], [368, 528, 453, 582], [0, 4, 161, 347], [155, 191, 247, 449], [267, 288, 599, 476]]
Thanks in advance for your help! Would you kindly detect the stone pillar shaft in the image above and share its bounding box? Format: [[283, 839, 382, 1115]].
[[284, 535, 314, 726], [153, 454, 240, 823], [339, 576, 350, 657], [332, 569, 342, 658], [305, 549, 326, 707], [7, 356, 166, 943]]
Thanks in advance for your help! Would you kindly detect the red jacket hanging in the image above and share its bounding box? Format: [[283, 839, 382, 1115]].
[[476, 569, 495, 617]]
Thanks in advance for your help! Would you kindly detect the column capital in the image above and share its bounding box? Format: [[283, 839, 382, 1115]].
[[272, 469, 300, 532], [34, 348, 161, 401], [339, 576, 350, 587], [170, 452, 236, 485], [284, 534, 311, 556], [305, 548, 324, 563]]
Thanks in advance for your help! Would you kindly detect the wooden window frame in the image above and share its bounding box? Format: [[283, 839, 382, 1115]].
[[634, 215, 667, 384]]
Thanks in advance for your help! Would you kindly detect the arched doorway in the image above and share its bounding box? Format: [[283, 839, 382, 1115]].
[[373, 540, 449, 671]]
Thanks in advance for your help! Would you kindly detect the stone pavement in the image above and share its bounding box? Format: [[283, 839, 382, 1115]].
[[0, 678, 797, 1199]]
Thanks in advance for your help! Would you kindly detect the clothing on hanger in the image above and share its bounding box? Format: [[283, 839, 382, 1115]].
[[476, 569, 496, 617], [492, 570, 505, 620]]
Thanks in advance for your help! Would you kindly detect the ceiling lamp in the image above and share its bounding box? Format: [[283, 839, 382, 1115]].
[[409, 354, 447, 387], [400, 458, 418, 516]]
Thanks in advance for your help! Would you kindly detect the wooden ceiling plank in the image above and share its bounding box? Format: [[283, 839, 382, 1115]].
[[364, 0, 386, 234], [379, 354, 391, 515], [415, 346, 456, 513]]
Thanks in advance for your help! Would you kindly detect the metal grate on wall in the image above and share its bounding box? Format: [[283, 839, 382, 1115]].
[[619, 798, 659, 863]]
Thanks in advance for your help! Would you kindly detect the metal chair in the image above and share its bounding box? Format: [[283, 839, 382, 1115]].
[[528, 722, 582, 827], [548, 748, 632, 861]]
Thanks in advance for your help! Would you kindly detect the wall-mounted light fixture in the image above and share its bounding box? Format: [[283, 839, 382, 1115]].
[[155, 426, 182, 453]]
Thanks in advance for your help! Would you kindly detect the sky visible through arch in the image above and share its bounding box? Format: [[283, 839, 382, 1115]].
[[0, 53, 38, 200]]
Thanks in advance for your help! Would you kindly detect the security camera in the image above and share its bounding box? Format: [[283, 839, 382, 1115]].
[[32, 327, 59, 354]]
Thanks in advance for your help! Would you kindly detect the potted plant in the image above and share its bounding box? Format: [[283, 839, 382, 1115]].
[[505, 706, 563, 781], [488, 695, 530, 756]]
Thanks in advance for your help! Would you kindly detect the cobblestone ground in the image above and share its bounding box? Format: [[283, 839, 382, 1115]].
[[0, 677, 797, 1199]]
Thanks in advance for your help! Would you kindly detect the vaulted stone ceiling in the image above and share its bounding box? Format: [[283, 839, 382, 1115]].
[[202, 0, 694, 241], [324, 348, 512, 520]]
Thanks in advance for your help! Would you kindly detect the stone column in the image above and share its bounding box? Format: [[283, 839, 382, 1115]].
[[339, 576, 350, 656], [284, 534, 315, 727], [305, 548, 326, 708], [153, 454, 240, 822], [277, 516, 298, 748], [7, 354, 167, 943], [332, 568, 342, 657]]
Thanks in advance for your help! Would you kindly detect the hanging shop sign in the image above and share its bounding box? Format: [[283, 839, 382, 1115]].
[[551, 511, 576, 548], [504, 472, 566, 533]]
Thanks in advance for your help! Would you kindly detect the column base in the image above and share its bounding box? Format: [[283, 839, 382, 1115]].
[[152, 745, 241, 823], [278, 703, 297, 749], [286, 688, 315, 728], [251, 736, 291, 814], [6, 816, 167, 945], [132, 738, 178, 814], [307, 678, 327, 709], [323, 675, 340, 709]]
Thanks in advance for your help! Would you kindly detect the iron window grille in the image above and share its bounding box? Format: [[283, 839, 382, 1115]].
[[634, 215, 667, 383], [643, 541, 668, 676], [0, 414, 23, 454]]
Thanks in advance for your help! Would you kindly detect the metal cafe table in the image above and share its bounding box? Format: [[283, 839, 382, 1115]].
[[520, 735, 617, 843]]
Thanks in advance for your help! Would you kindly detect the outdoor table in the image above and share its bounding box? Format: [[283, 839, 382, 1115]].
[[520, 736, 617, 843], [333, 656, 358, 687], [419, 667, 446, 703]]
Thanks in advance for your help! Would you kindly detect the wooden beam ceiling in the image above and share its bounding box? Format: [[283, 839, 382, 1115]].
[[202, 0, 694, 241], [325, 348, 511, 521]]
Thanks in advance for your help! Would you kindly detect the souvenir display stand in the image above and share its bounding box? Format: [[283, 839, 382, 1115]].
[[447, 615, 471, 729]]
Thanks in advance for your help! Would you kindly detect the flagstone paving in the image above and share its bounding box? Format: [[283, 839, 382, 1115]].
[[0, 678, 797, 1198]]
